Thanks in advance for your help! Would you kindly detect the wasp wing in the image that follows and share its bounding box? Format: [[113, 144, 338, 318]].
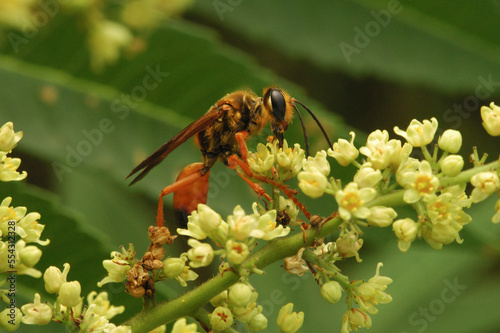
[[126, 108, 220, 185]]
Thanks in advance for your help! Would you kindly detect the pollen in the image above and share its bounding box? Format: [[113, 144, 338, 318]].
[[415, 175, 434, 193], [341, 193, 360, 211]]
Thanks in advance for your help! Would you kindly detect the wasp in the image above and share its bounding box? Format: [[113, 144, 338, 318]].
[[126, 87, 332, 227]]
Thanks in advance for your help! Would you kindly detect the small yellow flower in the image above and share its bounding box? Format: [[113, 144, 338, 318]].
[[481, 102, 500, 136], [277, 303, 304, 333], [335, 182, 376, 221], [171, 318, 199, 333], [248, 142, 275, 176], [298, 166, 329, 198], [394, 117, 438, 147], [328, 131, 359, 166], [355, 263, 393, 314], [186, 239, 214, 268], [341, 308, 371, 333], [398, 160, 440, 203], [359, 130, 399, 170], [470, 171, 500, 203]]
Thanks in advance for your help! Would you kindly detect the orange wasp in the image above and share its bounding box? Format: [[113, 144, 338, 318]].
[[126, 87, 332, 227]]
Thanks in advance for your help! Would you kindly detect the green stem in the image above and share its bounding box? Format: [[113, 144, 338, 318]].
[[124, 215, 343, 332], [439, 160, 498, 187]]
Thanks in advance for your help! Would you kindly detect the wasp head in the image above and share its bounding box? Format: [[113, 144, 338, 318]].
[[263, 88, 294, 148]]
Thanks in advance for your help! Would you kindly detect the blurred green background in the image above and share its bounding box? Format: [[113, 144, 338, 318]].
[[0, 0, 499, 332]]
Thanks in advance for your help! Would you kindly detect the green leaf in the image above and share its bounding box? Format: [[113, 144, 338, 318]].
[[191, 0, 500, 93]]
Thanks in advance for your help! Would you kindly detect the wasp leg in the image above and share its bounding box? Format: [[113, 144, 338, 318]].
[[235, 131, 250, 162], [236, 172, 272, 202], [157, 165, 209, 227], [228, 155, 311, 220]]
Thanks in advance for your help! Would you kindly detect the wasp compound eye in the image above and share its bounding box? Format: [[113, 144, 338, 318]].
[[269, 88, 286, 121]]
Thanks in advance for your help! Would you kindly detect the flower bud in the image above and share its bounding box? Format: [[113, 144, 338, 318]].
[[162, 257, 186, 279], [336, 230, 363, 262], [429, 223, 460, 244], [58, 281, 82, 308], [19, 244, 42, 268], [0, 307, 22, 331], [440, 155, 464, 177], [366, 206, 397, 227], [277, 303, 304, 333], [226, 240, 250, 265], [210, 306, 233, 331], [196, 204, 222, 234], [320, 281, 343, 304], [298, 167, 328, 198], [110, 326, 133, 333], [171, 318, 198, 333], [438, 129, 462, 153], [228, 283, 253, 308], [186, 239, 214, 268], [354, 163, 382, 188], [21, 293, 52, 325], [246, 313, 268, 331], [303, 150, 330, 176], [392, 218, 419, 252], [0, 122, 22, 152], [43, 266, 64, 294], [481, 102, 500, 136]]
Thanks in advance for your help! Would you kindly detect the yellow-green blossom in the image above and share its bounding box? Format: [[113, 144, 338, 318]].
[[480, 102, 500, 136], [394, 117, 438, 147]]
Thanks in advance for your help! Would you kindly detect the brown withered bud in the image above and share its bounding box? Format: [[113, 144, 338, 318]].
[[150, 244, 165, 260], [128, 263, 149, 286], [148, 226, 177, 245], [143, 259, 164, 271], [126, 282, 146, 298]]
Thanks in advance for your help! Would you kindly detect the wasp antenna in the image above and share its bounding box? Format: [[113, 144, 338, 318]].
[[292, 104, 310, 157], [293, 99, 333, 148]]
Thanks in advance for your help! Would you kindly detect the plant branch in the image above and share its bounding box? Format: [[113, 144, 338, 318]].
[[124, 215, 343, 332]]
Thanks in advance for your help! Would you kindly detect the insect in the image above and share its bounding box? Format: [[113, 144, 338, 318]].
[[126, 87, 332, 227]]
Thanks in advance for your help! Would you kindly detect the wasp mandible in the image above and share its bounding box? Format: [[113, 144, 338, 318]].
[[126, 87, 332, 227]]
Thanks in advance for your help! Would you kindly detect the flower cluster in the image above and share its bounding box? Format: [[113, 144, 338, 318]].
[[0, 122, 53, 331], [176, 202, 290, 271], [0, 1, 193, 72], [248, 140, 305, 182], [296, 115, 499, 253], [208, 281, 269, 332], [1, 263, 128, 332]]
